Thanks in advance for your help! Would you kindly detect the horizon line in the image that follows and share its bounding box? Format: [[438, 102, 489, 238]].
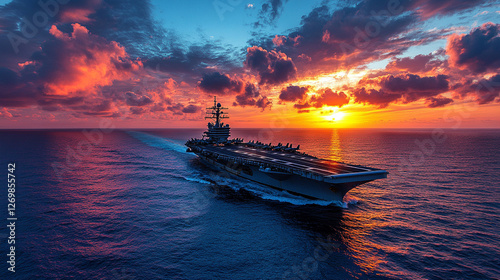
[[1, 127, 500, 130]]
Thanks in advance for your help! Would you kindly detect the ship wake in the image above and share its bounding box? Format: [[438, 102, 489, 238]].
[[127, 131, 190, 154], [198, 172, 357, 208]]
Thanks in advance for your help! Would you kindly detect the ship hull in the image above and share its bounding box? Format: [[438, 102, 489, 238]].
[[196, 153, 371, 201], [187, 98, 387, 201]]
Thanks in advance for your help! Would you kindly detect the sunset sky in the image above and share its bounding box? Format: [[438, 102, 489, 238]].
[[0, 0, 499, 128]]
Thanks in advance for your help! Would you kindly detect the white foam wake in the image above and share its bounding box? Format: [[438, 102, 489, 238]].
[[181, 176, 211, 184], [201, 173, 355, 208], [127, 131, 189, 154]]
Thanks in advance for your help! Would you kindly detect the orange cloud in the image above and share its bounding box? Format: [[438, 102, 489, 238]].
[[59, 0, 102, 23], [60, 8, 95, 23], [273, 35, 287, 46], [44, 23, 142, 96], [0, 108, 13, 118]]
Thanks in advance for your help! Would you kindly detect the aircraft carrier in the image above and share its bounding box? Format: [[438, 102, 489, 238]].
[[186, 97, 388, 201]]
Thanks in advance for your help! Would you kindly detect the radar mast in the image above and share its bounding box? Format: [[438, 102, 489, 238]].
[[205, 96, 228, 127]]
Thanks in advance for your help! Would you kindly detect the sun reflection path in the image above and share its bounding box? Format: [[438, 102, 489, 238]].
[[329, 129, 342, 162]]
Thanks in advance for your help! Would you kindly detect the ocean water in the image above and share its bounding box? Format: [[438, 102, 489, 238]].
[[0, 128, 499, 279]]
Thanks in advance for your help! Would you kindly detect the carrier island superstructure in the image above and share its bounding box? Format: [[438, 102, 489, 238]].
[[186, 97, 388, 201]]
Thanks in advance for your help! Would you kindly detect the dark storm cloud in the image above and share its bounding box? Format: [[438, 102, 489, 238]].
[[255, 96, 272, 110], [129, 107, 146, 115], [37, 96, 85, 109], [245, 46, 297, 85], [380, 74, 449, 102], [472, 74, 500, 104], [456, 74, 500, 104], [166, 103, 201, 115], [0, 67, 20, 87], [279, 85, 309, 102], [198, 72, 271, 110], [0, 67, 39, 107], [425, 96, 453, 108], [234, 83, 259, 106], [352, 88, 401, 108], [167, 103, 185, 116], [293, 102, 311, 110], [182, 105, 201, 114], [125, 92, 153, 107], [255, 0, 288, 27], [353, 74, 451, 107], [74, 99, 114, 117], [233, 83, 272, 110], [198, 72, 242, 94], [447, 23, 500, 74]]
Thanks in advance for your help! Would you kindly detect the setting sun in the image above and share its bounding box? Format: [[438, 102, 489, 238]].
[[324, 110, 346, 122]]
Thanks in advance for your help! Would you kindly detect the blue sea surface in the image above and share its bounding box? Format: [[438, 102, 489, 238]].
[[0, 128, 499, 279]]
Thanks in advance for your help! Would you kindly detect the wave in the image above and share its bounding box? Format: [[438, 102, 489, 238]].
[[127, 131, 190, 154], [180, 176, 211, 185], [259, 192, 352, 208], [258, 188, 352, 208], [199, 172, 354, 208]]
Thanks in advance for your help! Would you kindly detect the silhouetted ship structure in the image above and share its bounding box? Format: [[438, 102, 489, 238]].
[[186, 97, 388, 201]]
